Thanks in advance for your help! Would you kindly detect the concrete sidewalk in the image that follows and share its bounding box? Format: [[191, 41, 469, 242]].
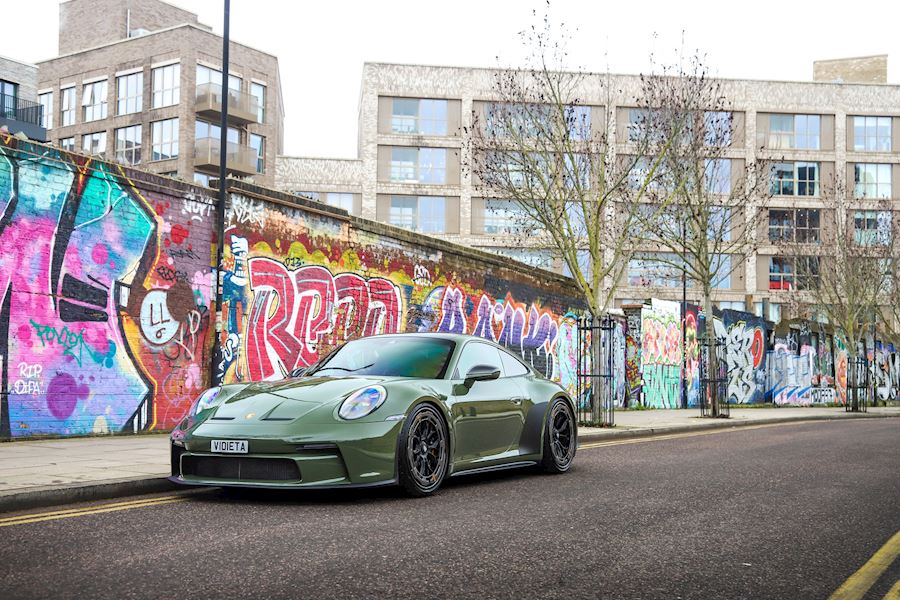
[[1, 406, 898, 512]]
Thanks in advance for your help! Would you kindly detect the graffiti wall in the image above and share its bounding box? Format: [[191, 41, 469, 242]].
[[719, 309, 767, 404], [0, 139, 585, 439], [0, 138, 214, 438], [215, 182, 584, 395], [640, 299, 682, 408]]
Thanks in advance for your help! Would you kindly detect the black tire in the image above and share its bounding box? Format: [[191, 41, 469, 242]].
[[398, 403, 449, 497], [541, 398, 577, 473]]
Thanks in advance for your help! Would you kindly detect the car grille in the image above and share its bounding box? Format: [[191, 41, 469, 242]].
[[181, 456, 301, 482]]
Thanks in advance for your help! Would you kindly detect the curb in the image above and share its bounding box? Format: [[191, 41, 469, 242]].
[[0, 476, 178, 514], [577, 412, 900, 444]]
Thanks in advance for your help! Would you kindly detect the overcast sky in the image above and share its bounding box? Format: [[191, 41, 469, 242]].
[[3, 0, 899, 158]]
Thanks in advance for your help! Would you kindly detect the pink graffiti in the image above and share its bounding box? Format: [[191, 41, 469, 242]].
[[246, 259, 403, 379]]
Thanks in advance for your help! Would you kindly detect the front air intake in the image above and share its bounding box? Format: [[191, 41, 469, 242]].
[[181, 456, 300, 482]]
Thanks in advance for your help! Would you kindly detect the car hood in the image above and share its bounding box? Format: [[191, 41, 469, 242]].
[[210, 376, 394, 422]]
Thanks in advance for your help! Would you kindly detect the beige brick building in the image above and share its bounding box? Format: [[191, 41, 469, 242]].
[[38, 0, 283, 187], [276, 61, 900, 323]]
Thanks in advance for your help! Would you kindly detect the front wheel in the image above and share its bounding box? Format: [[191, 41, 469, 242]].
[[398, 404, 449, 497], [541, 398, 577, 473]]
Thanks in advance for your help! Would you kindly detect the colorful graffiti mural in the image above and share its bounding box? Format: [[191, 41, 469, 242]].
[[215, 190, 583, 397], [640, 299, 682, 408], [0, 140, 213, 438], [719, 310, 767, 404]]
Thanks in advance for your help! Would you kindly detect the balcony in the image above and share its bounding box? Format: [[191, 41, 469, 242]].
[[194, 83, 259, 125], [194, 137, 258, 176], [0, 94, 47, 142]]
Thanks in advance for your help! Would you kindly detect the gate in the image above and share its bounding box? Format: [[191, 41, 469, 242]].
[[575, 315, 615, 427], [845, 357, 869, 412], [699, 337, 729, 418]]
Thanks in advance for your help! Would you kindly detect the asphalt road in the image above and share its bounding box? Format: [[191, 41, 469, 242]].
[[1, 419, 898, 599]]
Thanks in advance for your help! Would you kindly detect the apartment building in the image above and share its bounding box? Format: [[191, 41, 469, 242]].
[[276, 59, 900, 323], [37, 0, 283, 187], [0, 55, 48, 142]]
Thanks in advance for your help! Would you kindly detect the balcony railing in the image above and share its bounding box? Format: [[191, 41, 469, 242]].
[[0, 93, 43, 126], [194, 83, 259, 124], [194, 137, 258, 176]]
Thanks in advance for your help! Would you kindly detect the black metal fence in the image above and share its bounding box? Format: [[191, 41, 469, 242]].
[[575, 315, 615, 427], [699, 337, 730, 418], [845, 357, 869, 412], [0, 93, 44, 126]]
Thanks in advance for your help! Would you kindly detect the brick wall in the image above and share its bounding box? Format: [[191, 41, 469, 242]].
[[0, 136, 585, 439]]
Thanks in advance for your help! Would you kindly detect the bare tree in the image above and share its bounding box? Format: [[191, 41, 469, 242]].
[[628, 56, 772, 416], [778, 177, 897, 409], [462, 10, 689, 424]]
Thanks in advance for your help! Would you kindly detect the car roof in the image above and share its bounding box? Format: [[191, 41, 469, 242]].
[[364, 332, 495, 344]]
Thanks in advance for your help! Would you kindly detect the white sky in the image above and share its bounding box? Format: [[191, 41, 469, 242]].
[[3, 0, 900, 158]]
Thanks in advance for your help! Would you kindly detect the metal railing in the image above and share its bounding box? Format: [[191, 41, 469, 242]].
[[0, 93, 43, 126], [845, 357, 869, 412], [575, 315, 615, 427], [699, 337, 730, 418]]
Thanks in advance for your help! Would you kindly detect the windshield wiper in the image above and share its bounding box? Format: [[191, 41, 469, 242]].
[[314, 363, 375, 374]]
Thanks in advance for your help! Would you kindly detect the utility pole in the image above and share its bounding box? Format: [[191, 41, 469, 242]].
[[209, 0, 230, 388]]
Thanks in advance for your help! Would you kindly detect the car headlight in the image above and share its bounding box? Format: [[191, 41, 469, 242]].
[[191, 387, 223, 416], [339, 386, 387, 420]]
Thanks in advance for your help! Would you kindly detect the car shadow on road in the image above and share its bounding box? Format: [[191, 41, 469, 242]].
[[184, 465, 552, 506]]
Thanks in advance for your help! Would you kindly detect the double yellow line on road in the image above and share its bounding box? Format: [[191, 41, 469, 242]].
[[829, 531, 900, 600], [0, 495, 187, 528]]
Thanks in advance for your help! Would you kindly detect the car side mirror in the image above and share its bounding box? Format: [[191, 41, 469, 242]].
[[464, 364, 501, 388], [290, 367, 308, 378]]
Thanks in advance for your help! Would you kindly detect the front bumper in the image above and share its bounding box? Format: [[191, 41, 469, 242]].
[[169, 419, 404, 489]]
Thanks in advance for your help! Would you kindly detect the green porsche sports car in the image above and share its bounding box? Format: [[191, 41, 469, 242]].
[[169, 333, 577, 496]]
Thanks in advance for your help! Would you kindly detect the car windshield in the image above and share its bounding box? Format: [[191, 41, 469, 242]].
[[310, 337, 456, 379]]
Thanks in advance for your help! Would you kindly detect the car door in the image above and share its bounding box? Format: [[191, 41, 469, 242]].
[[450, 341, 525, 464]]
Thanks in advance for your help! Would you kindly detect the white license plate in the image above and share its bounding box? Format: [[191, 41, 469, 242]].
[[211, 439, 248, 454]]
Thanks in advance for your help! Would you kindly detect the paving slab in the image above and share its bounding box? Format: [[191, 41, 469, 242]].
[[0, 406, 896, 512]]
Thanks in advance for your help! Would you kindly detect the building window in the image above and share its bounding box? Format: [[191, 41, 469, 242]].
[[391, 98, 448, 135], [194, 172, 211, 186], [152, 63, 180, 108], [250, 82, 266, 123], [0, 80, 17, 119], [60, 87, 75, 127], [390, 147, 447, 184], [768, 114, 820, 150], [854, 211, 892, 246], [488, 247, 553, 270], [116, 72, 143, 115], [483, 199, 527, 235], [82, 131, 106, 157], [769, 209, 820, 243], [627, 253, 684, 287], [195, 119, 239, 144], [704, 158, 731, 194], [769, 256, 819, 290], [771, 162, 819, 196], [704, 111, 733, 146], [151, 118, 179, 160], [81, 80, 108, 122], [196, 65, 241, 91], [853, 163, 891, 199], [38, 92, 53, 129], [326, 192, 354, 213], [60, 137, 75, 152], [389, 195, 445, 233], [852, 116, 891, 152], [249, 134, 265, 173], [115, 125, 141, 165]]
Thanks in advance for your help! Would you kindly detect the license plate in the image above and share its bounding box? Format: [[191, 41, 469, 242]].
[[211, 439, 248, 454]]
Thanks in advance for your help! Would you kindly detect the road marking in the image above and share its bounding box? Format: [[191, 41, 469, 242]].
[[883, 580, 900, 600], [829, 530, 900, 600], [0, 496, 188, 528]]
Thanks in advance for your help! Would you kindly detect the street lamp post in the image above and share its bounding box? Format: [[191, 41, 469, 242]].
[[681, 219, 688, 409], [209, 0, 231, 388]]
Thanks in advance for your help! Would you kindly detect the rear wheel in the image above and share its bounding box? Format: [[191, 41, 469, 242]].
[[398, 404, 449, 497], [541, 398, 576, 473]]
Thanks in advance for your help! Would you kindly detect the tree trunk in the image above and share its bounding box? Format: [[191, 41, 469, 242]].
[[701, 289, 719, 417], [849, 350, 859, 412], [590, 316, 602, 424]]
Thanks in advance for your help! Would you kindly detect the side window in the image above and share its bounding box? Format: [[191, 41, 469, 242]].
[[499, 349, 529, 377], [454, 342, 504, 379]]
